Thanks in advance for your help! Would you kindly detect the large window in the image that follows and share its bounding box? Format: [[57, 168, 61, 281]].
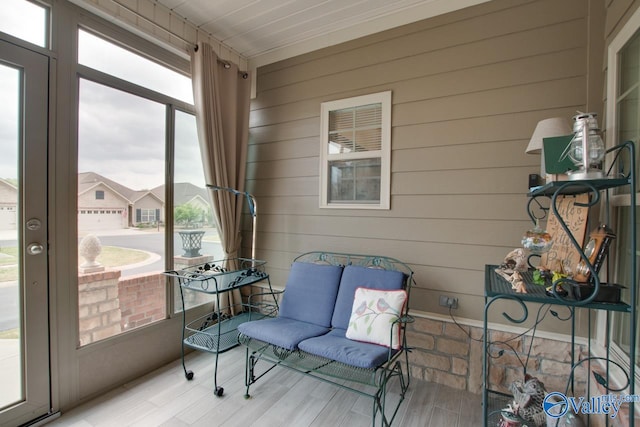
[[78, 29, 192, 104], [0, 0, 48, 48], [319, 91, 391, 209], [607, 12, 640, 367], [173, 110, 221, 312], [76, 29, 220, 346]]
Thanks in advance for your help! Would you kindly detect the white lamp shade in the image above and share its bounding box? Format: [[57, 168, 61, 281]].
[[526, 117, 572, 154]]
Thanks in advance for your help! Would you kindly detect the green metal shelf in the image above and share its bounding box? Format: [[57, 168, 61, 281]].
[[482, 141, 637, 427], [528, 178, 629, 197], [184, 309, 276, 353], [485, 265, 631, 312]]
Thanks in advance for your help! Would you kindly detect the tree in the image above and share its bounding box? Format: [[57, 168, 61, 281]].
[[174, 204, 205, 227]]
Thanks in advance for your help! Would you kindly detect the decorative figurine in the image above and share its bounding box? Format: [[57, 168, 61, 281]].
[[504, 248, 528, 272], [509, 271, 527, 294], [507, 375, 547, 427], [495, 249, 528, 293]]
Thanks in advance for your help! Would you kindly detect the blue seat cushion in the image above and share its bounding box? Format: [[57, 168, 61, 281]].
[[238, 317, 330, 351], [298, 329, 397, 369], [279, 262, 343, 328], [331, 265, 405, 330]]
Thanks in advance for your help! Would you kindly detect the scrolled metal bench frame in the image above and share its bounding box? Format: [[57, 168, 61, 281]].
[[238, 251, 415, 427]]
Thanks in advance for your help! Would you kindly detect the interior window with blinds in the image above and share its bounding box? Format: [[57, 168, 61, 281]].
[[320, 91, 391, 209]]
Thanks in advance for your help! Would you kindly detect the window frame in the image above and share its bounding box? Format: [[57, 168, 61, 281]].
[[319, 91, 391, 210], [74, 21, 197, 345], [602, 5, 640, 379]]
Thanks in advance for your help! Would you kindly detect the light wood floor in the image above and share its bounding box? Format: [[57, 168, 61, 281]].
[[47, 347, 482, 427]]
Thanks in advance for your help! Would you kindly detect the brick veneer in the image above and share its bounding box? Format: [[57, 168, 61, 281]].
[[78, 270, 122, 346], [118, 272, 166, 331], [78, 256, 214, 346], [78, 270, 167, 345]]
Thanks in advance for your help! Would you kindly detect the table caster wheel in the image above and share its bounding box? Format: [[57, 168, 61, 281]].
[[244, 394, 251, 400], [185, 371, 194, 380], [215, 386, 224, 397]]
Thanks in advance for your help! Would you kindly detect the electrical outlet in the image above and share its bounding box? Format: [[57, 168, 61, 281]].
[[439, 295, 458, 309]]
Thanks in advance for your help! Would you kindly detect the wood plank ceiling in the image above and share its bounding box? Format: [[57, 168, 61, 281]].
[[154, 0, 491, 67]]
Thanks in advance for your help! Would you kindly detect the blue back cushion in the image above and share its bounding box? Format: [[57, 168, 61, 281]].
[[331, 265, 405, 330], [279, 262, 343, 327]]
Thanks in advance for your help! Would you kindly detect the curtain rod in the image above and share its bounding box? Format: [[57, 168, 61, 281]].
[[107, 0, 247, 78], [194, 45, 248, 78]]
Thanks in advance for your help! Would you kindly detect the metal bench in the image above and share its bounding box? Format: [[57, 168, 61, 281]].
[[238, 251, 414, 427]]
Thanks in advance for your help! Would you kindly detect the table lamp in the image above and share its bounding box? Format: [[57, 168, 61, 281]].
[[526, 117, 572, 180]]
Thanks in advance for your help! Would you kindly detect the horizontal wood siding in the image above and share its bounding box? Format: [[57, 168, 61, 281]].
[[247, 0, 603, 323]]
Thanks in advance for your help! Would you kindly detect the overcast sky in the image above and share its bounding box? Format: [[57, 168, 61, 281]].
[[78, 79, 204, 190], [1, 2, 205, 191], [0, 66, 19, 182]]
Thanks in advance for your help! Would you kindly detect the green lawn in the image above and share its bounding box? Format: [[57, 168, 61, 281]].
[[0, 247, 17, 266], [93, 246, 150, 267], [0, 328, 19, 339], [0, 246, 150, 282]]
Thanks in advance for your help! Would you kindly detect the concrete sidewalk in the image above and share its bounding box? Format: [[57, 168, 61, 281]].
[[0, 339, 20, 409]]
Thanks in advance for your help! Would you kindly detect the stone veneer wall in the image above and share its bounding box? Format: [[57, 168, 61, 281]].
[[406, 316, 588, 398]]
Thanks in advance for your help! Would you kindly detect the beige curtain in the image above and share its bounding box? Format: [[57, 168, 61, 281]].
[[191, 42, 251, 313]]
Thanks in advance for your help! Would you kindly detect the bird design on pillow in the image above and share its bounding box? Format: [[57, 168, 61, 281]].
[[346, 288, 407, 349]]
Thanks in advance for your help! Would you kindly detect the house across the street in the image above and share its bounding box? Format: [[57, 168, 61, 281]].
[[0, 178, 17, 231], [75, 172, 211, 231]]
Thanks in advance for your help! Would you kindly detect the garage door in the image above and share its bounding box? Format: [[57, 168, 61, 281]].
[[78, 209, 124, 231], [0, 206, 16, 230]]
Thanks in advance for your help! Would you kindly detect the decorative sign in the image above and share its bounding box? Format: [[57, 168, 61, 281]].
[[540, 194, 590, 273]]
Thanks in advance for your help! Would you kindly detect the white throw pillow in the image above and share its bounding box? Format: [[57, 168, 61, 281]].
[[345, 287, 407, 349]]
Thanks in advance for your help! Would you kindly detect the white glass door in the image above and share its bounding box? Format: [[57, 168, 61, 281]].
[[0, 40, 50, 426]]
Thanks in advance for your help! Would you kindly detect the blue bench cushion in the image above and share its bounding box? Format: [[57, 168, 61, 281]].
[[331, 265, 406, 330], [238, 317, 330, 351], [298, 328, 397, 369], [279, 262, 343, 327]]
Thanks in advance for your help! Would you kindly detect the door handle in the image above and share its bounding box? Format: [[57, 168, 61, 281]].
[[26, 243, 44, 255], [26, 218, 42, 230]]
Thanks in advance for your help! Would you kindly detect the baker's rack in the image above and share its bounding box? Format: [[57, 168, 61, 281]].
[[482, 141, 637, 426]]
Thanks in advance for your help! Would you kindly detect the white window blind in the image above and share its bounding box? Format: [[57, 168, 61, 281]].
[[329, 103, 383, 154], [320, 91, 391, 209]]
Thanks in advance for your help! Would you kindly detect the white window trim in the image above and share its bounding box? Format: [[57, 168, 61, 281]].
[[601, 4, 640, 387], [319, 91, 391, 210]]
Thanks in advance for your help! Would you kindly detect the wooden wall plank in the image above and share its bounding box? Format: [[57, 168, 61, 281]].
[[254, 194, 528, 220], [256, 0, 583, 92], [247, 0, 604, 321], [250, 47, 587, 128], [253, 19, 588, 110]]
